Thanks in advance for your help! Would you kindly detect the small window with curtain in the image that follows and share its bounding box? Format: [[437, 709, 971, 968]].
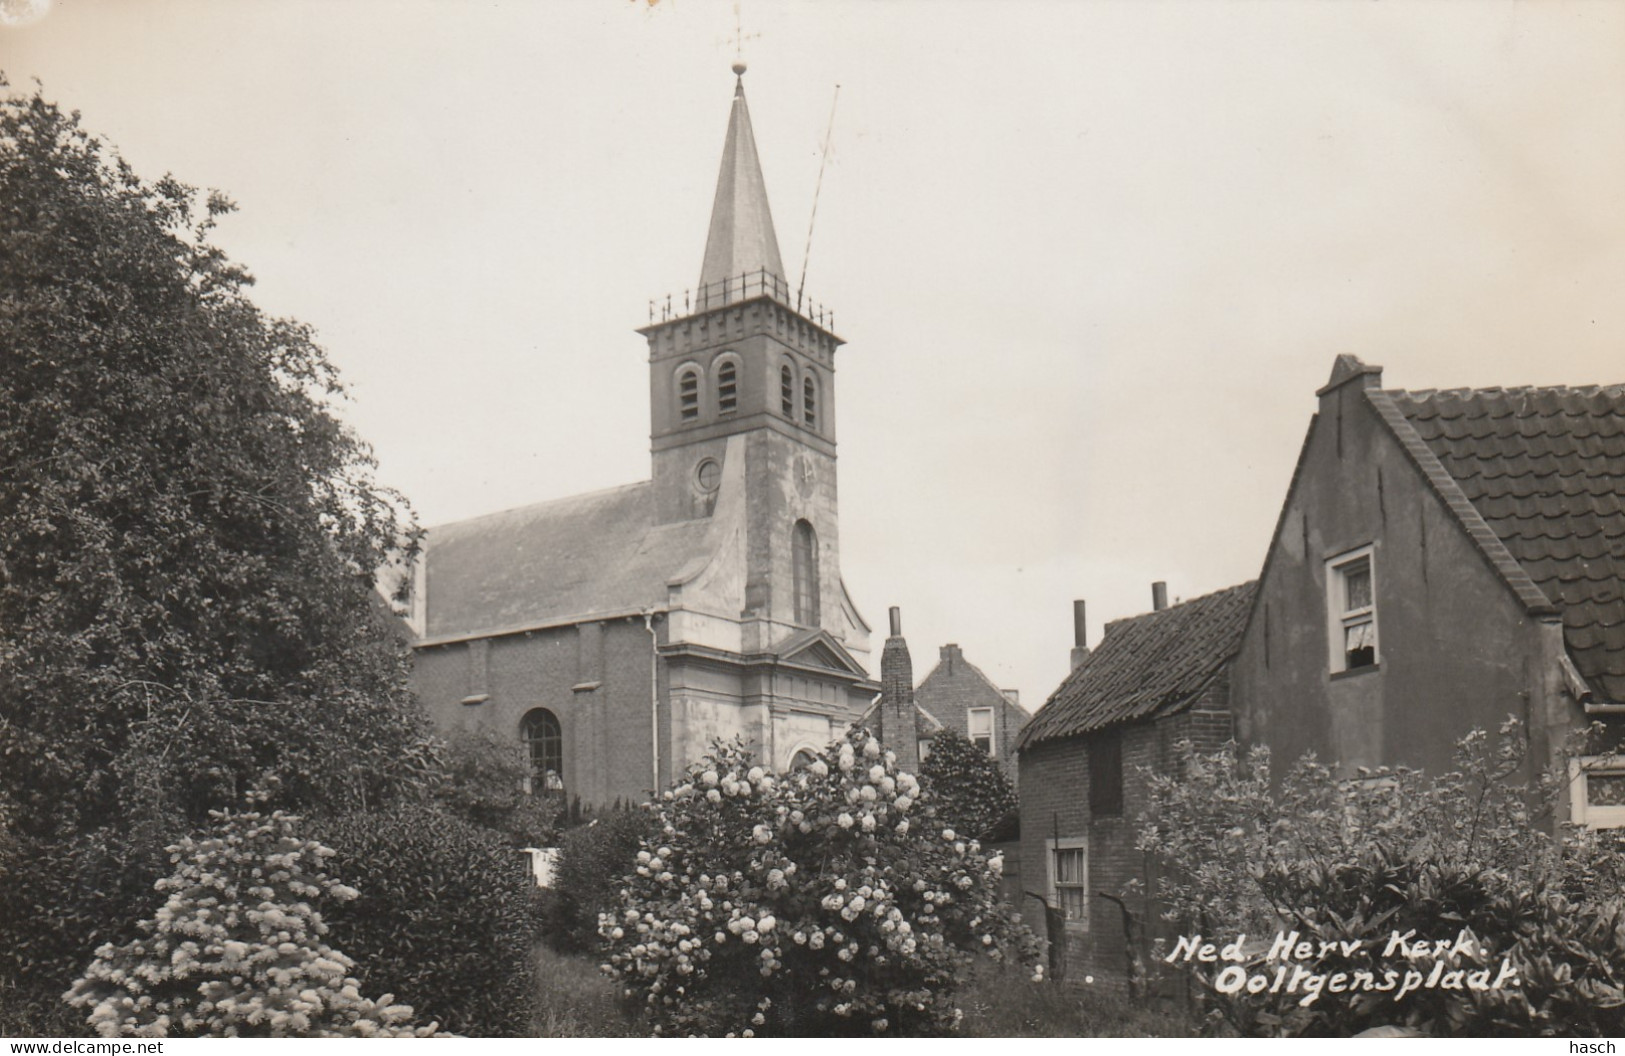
[[967, 707, 995, 756], [678, 368, 700, 422], [1327, 546, 1377, 672], [717, 359, 738, 415], [1049, 838, 1088, 929]]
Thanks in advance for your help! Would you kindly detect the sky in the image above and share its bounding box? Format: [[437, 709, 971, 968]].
[[4, 0, 1623, 711]]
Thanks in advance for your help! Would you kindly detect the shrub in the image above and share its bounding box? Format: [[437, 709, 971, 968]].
[[431, 729, 560, 848], [311, 806, 540, 1036], [920, 732, 1018, 840], [599, 730, 1041, 1037], [547, 807, 660, 953], [0, 822, 171, 1036], [63, 810, 442, 1037], [1137, 719, 1625, 1036]]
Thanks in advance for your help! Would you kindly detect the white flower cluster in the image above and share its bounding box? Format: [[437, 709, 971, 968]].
[[598, 731, 1040, 1037], [64, 811, 444, 1038]]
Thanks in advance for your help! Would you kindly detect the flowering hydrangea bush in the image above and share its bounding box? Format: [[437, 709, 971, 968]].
[[63, 810, 444, 1037], [599, 729, 1041, 1036]]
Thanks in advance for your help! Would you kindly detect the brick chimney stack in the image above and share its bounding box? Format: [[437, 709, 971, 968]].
[[1070, 599, 1091, 669], [879, 606, 918, 771], [1152, 581, 1169, 612]]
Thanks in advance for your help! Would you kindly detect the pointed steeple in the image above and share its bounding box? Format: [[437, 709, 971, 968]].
[[699, 64, 786, 290]]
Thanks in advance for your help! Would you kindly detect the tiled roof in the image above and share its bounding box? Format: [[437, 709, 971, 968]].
[[1018, 582, 1256, 750], [420, 482, 713, 640], [1384, 385, 1625, 702]]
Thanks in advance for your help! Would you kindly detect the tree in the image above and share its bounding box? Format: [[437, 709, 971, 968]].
[[919, 732, 1018, 841], [0, 78, 431, 837], [0, 79, 435, 1030]]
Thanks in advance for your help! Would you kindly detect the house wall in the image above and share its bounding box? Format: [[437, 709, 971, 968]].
[[1231, 375, 1550, 781], [1017, 676, 1232, 995], [916, 644, 1029, 780], [413, 617, 662, 810]]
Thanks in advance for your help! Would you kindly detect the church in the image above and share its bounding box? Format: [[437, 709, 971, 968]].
[[405, 65, 879, 809]]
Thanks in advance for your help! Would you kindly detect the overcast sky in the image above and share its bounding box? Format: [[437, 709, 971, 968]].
[[5, 0, 1623, 710]]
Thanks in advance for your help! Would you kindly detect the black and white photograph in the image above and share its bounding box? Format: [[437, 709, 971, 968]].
[[2, 0, 1624, 1041]]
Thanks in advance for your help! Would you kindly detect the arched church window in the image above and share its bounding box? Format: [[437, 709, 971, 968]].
[[678, 367, 700, 422], [792, 519, 819, 627], [803, 374, 818, 429], [521, 708, 565, 795], [717, 359, 738, 415], [789, 749, 816, 771], [780, 364, 795, 418]]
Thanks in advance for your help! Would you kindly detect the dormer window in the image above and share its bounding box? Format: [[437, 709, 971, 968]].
[[678, 367, 700, 422], [781, 364, 795, 418], [803, 375, 818, 429], [717, 359, 738, 415], [1327, 546, 1377, 673]]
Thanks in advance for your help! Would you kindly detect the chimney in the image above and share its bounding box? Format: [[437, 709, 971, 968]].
[[939, 643, 962, 675], [1070, 598, 1091, 669], [1002, 688, 1019, 706], [879, 606, 918, 771], [1152, 581, 1169, 612]]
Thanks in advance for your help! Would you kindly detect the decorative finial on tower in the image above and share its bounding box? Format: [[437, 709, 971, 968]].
[[733, 61, 747, 78]]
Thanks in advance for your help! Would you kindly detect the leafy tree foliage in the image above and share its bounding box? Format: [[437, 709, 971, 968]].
[[0, 79, 434, 1031], [600, 731, 1040, 1037], [919, 732, 1018, 840], [0, 79, 430, 832]]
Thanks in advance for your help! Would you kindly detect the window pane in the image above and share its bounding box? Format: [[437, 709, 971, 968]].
[[1343, 562, 1371, 611], [968, 708, 993, 737], [1058, 886, 1087, 921], [1591, 773, 1625, 807], [1055, 848, 1084, 884]]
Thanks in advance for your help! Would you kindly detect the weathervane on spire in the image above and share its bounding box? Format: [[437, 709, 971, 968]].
[[723, 0, 759, 76]]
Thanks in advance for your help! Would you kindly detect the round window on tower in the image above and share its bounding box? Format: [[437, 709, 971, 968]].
[[695, 458, 721, 493]]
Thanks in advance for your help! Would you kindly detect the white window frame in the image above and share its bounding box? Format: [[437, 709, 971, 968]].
[[967, 707, 995, 756], [1326, 545, 1378, 673], [1046, 837, 1089, 932], [1571, 756, 1625, 829]]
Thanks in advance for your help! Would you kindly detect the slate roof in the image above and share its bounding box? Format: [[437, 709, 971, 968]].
[[1018, 582, 1256, 750], [420, 482, 714, 641], [1383, 385, 1625, 702]]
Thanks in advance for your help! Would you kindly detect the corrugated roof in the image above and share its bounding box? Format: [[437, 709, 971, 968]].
[[1385, 385, 1625, 702], [422, 482, 713, 639], [1018, 582, 1255, 750]]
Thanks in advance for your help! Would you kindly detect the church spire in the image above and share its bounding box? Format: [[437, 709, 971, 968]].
[[699, 63, 786, 290]]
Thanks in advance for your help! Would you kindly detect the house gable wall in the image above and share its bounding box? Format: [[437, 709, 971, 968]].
[[1233, 380, 1547, 779]]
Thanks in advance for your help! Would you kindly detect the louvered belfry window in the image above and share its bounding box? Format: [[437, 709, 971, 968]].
[[717, 359, 738, 415], [781, 364, 795, 417], [679, 368, 700, 421]]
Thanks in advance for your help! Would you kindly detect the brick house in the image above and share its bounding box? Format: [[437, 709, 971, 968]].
[[1016, 581, 1254, 990], [1231, 355, 1625, 825], [407, 69, 878, 809], [913, 643, 1028, 781]]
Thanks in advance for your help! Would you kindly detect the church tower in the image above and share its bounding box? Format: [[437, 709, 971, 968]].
[[640, 64, 859, 660]]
